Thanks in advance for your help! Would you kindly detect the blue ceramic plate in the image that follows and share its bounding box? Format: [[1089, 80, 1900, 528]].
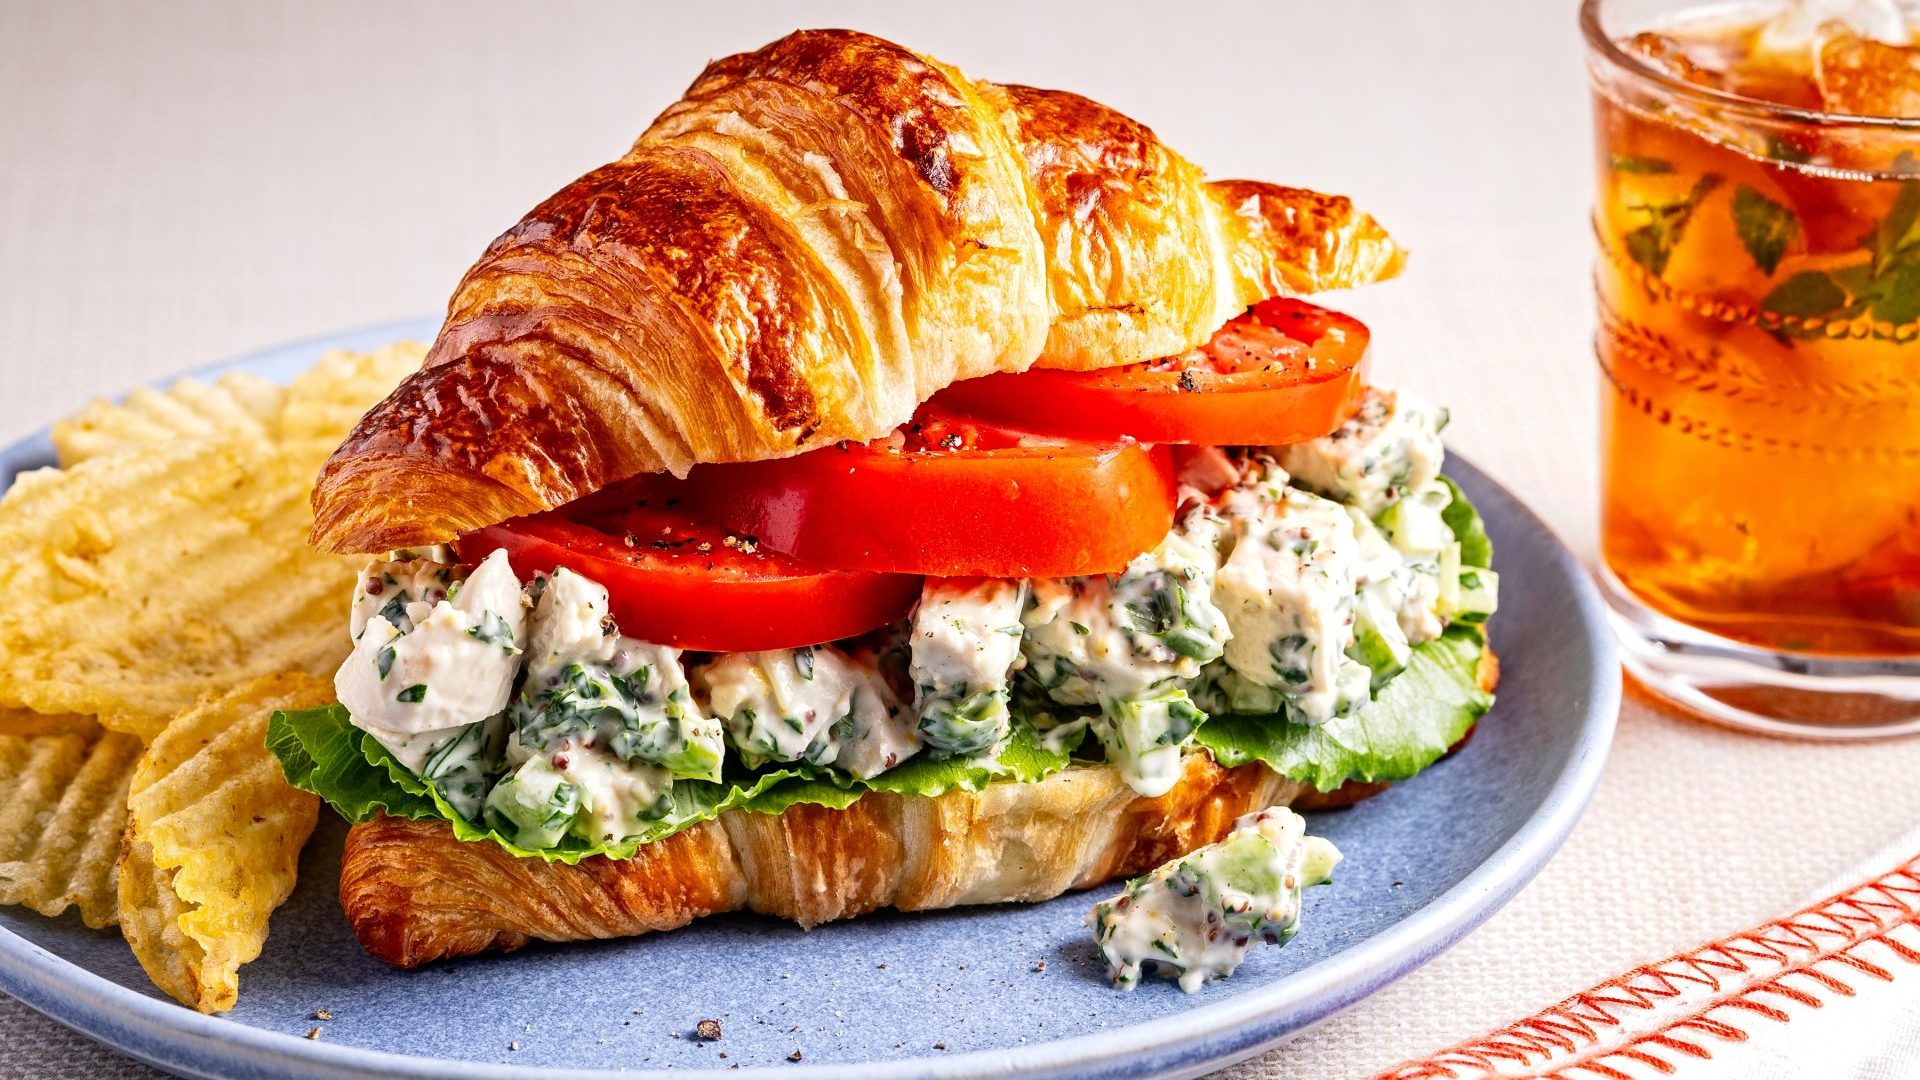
[[0, 321, 1619, 1080]]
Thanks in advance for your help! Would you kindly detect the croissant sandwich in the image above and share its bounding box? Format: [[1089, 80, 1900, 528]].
[[268, 28, 1502, 974]]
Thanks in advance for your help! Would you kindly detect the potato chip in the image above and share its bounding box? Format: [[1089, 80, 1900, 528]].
[[0, 341, 425, 738], [278, 342, 425, 445], [118, 673, 329, 1013], [0, 708, 95, 738], [52, 373, 286, 468], [0, 720, 142, 929], [0, 437, 354, 739]]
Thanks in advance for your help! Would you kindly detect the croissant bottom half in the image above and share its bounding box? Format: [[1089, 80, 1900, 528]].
[[345, 753, 1370, 967]]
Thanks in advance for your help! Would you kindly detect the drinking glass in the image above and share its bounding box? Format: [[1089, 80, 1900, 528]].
[[1584, 0, 1920, 736]]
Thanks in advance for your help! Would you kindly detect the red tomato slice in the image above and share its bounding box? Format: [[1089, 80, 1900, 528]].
[[932, 297, 1371, 445], [453, 498, 922, 653], [675, 411, 1178, 578]]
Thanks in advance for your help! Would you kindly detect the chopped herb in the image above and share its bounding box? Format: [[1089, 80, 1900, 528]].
[[794, 646, 816, 681], [466, 610, 521, 653], [1071, 622, 1091, 636], [1162, 627, 1220, 661], [397, 684, 428, 704], [376, 645, 395, 681], [376, 593, 410, 627]]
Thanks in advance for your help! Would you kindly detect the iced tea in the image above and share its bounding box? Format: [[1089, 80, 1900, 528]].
[[1591, 5, 1920, 664]]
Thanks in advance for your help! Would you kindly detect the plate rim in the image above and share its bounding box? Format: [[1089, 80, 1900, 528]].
[[0, 321, 1621, 1080]]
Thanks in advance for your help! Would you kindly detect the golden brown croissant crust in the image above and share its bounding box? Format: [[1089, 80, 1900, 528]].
[[311, 29, 1404, 554], [342, 755, 1307, 968]]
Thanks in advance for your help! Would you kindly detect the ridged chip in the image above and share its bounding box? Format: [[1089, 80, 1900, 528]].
[[0, 438, 354, 739], [0, 720, 143, 928], [0, 708, 96, 738], [279, 342, 426, 444], [52, 373, 286, 468], [118, 673, 329, 1013], [0, 340, 424, 739]]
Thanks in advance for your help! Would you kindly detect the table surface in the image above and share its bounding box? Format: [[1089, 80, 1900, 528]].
[[5, 3, 1918, 1078]]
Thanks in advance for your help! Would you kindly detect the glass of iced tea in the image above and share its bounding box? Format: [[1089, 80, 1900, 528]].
[[1585, 0, 1920, 736]]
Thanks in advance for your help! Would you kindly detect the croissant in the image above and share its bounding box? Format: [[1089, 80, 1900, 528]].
[[347, 756, 1311, 967], [310, 28, 1403, 554]]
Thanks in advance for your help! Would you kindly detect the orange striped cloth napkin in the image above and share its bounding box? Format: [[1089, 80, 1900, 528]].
[[1377, 834, 1920, 1079]]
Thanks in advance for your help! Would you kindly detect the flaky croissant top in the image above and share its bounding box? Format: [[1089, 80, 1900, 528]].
[[312, 29, 1404, 553]]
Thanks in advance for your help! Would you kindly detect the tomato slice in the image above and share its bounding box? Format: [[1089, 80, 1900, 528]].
[[453, 497, 922, 653], [932, 297, 1371, 445], [674, 410, 1178, 578]]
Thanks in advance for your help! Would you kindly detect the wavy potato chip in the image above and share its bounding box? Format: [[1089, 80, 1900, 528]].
[[52, 373, 286, 468], [0, 720, 142, 928], [0, 708, 95, 738], [119, 673, 329, 1013], [0, 437, 353, 739], [0, 341, 424, 738], [279, 342, 425, 444]]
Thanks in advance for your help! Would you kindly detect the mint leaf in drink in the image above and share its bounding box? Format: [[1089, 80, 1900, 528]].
[[1869, 181, 1920, 273], [1871, 262, 1920, 325], [1832, 263, 1875, 297], [1761, 270, 1848, 319], [1732, 186, 1797, 275], [1624, 174, 1721, 279], [1609, 154, 1675, 174]]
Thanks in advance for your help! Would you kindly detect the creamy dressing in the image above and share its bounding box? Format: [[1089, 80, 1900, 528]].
[[491, 736, 675, 848], [335, 548, 528, 769], [1089, 806, 1341, 992], [1363, 486, 1449, 646], [417, 715, 507, 821], [1212, 468, 1370, 726], [1022, 509, 1230, 797], [694, 643, 921, 778], [908, 578, 1028, 757], [1279, 387, 1448, 517], [511, 568, 724, 783]]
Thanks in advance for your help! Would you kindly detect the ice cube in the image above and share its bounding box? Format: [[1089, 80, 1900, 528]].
[[1757, 0, 1909, 58], [1816, 26, 1920, 117], [1625, 32, 1727, 89]]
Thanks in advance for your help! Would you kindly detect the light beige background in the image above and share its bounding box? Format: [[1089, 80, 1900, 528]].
[[3, 2, 1917, 1077]]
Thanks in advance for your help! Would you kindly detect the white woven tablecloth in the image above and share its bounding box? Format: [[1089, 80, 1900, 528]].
[[4, 3, 1918, 1077]]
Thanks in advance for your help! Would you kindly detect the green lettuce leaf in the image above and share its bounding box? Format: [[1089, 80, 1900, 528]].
[[1440, 474, 1493, 568], [860, 724, 1065, 796], [1193, 626, 1493, 791], [268, 706, 1071, 863], [267, 701, 439, 822]]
